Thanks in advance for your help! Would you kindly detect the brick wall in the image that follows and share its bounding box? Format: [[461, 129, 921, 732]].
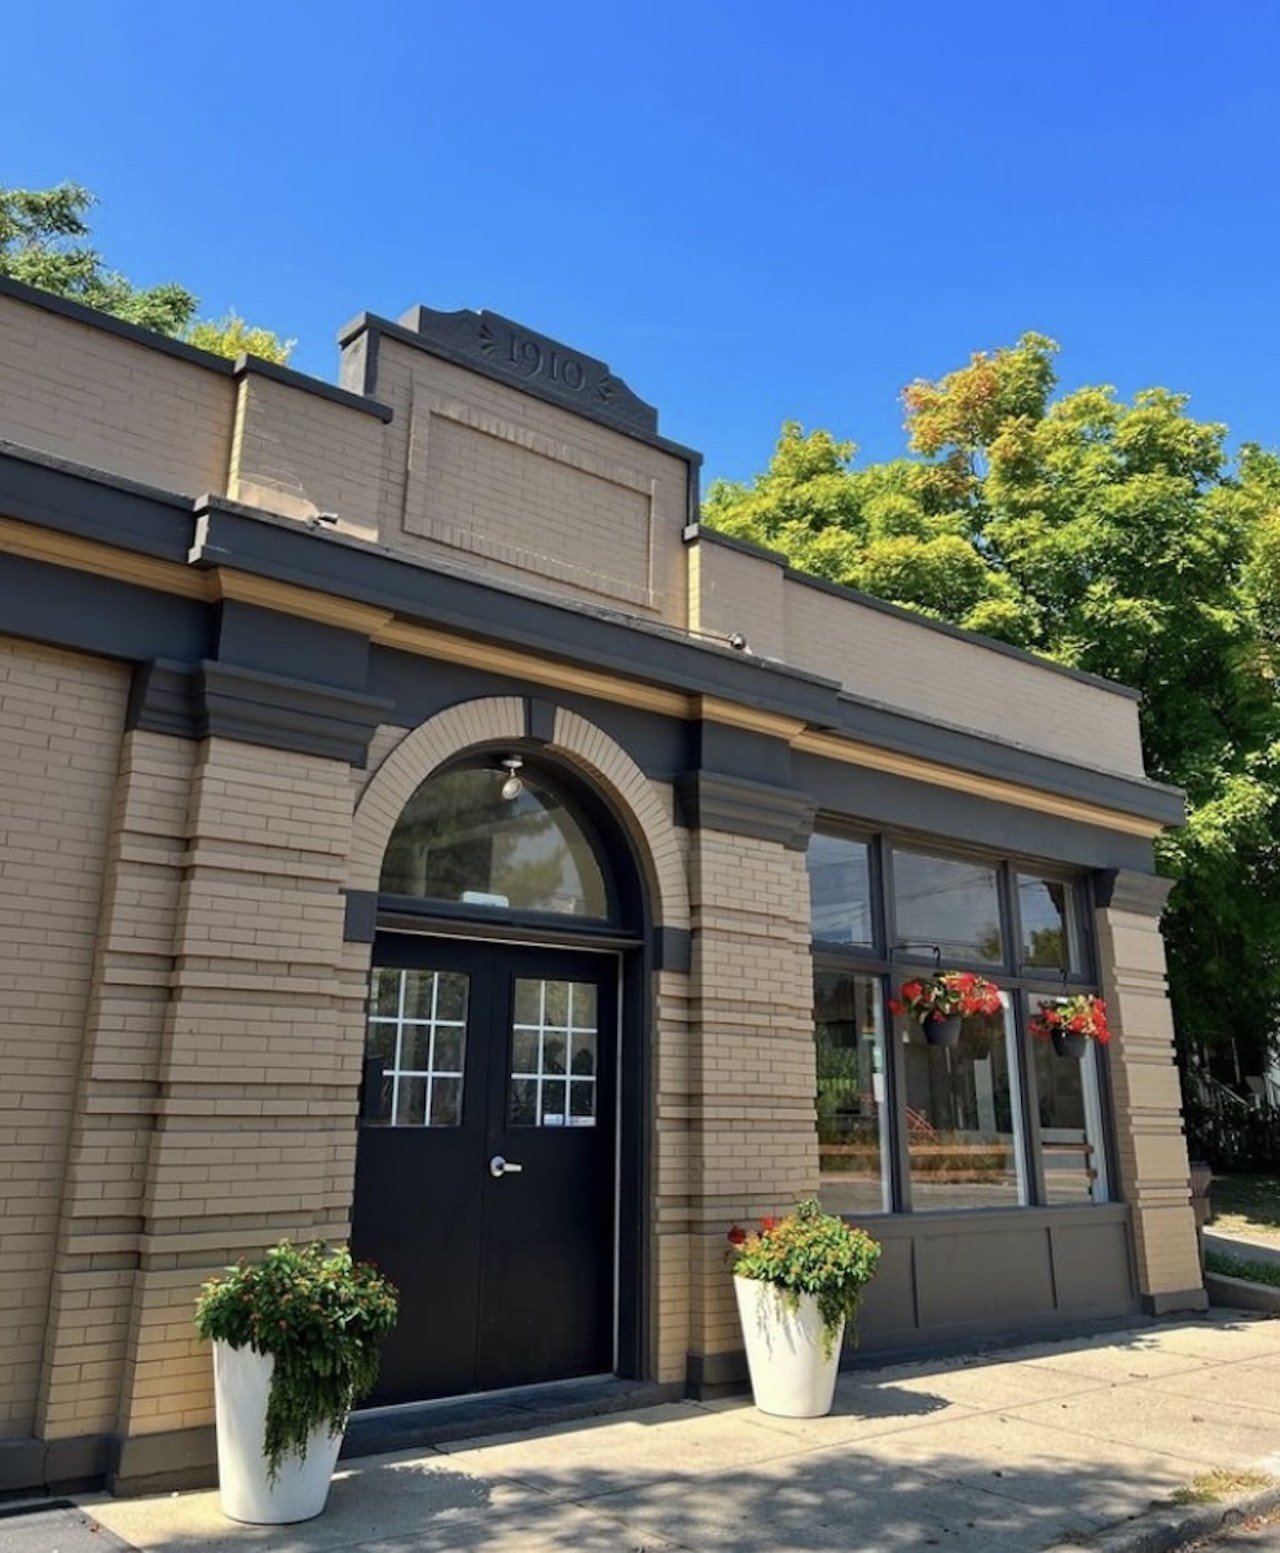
[[228, 373, 384, 541], [682, 829, 817, 1367], [0, 637, 127, 1433], [0, 295, 234, 497], [110, 736, 361, 1440], [689, 534, 1148, 778], [37, 731, 195, 1442], [688, 539, 787, 661], [362, 338, 690, 622]]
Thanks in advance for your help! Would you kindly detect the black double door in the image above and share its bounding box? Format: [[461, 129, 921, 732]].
[[351, 935, 618, 1405]]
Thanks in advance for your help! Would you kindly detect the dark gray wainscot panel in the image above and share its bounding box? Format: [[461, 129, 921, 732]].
[[854, 1204, 1137, 1356]]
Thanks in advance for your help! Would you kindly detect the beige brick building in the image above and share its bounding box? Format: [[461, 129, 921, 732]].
[[0, 277, 1200, 1495]]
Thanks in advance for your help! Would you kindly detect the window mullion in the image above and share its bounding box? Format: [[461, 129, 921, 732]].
[[1014, 991, 1048, 1206]]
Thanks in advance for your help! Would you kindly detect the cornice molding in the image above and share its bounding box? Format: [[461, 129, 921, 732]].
[[675, 771, 817, 851], [128, 659, 393, 766], [1094, 869, 1176, 917]]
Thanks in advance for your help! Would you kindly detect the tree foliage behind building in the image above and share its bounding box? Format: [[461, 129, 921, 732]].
[[0, 182, 292, 363], [705, 335, 1280, 1073]]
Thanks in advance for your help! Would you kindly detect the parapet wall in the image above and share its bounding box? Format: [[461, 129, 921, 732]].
[[688, 527, 1148, 779], [0, 277, 1150, 785], [0, 280, 693, 627], [0, 284, 236, 497]]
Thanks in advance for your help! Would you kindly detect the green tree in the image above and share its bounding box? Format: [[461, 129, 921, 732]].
[[0, 182, 292, 363], [703, 426, 1034, 643], [707, 336, 1280, 1072]]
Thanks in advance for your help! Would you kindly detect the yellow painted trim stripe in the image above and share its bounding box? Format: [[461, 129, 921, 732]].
[[0, 515, 211, 598], [793, 730, 1164, 839], [372, 619, 692, 719], [213, 569, 395, 634], [696, 695, 805, 741]]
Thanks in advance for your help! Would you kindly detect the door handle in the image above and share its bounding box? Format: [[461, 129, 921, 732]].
[[489, 1154, 524, 1178]]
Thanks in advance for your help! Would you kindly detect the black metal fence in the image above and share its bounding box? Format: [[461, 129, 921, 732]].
[[1183, 1091, 1280, 1171]]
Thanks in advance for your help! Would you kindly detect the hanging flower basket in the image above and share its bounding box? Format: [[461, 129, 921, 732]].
[[890, 972, 1003, 1048], [1030, 994, 1110, 1059]]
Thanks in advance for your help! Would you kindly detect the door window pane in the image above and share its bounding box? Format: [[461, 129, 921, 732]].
[[1018, 875, 1080, 972], [814, 971, 890, 1214], [511, 979, 598, 1127], [394, 1075, 428, 1127], [902, 1002, 1025, 1210], [892, 850, 1003, 964], [362, 969, 468, 1127], [808, 833, 874, 947], [1034, 1032, 1108, 1203]]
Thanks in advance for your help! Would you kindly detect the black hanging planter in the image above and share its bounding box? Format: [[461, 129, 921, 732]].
[[922, 1015, 962, 1048], [1051, 1031, 1089, 1060]]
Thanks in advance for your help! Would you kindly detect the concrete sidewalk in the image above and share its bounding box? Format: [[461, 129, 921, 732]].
[[48, 1311, 1280, 1552]]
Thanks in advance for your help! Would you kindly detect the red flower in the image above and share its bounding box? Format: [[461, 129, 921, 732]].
[[1031, 994, 1109, 1045], [895, 971, 1003, 1023], [727, 1225, 746, 1246], [759, 1216, 778, 1233]]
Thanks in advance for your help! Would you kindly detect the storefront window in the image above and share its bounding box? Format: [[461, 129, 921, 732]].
[[808, 833, 874, 947], [807, 827, 1109, 1217], [813, 970, 889, 1214], [902, 1003, 1025, 1211], [892, 849, 1003, 964], [1032, 1032, 1108, 1203], [1018, 874, 1080, 972]]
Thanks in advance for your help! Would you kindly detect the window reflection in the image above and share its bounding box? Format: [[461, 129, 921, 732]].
[[1018, 875, 1079, 971], [892, 850, 1003, 964], [381, 765, 609, 918], [902, 1005, 1025, 1210], [808, 834, 874, 947], [1034, 1033, 1106, 1202], [814, 971, 889, 1214], [510, 978, 598, 1128], [362, 968, 468, 1128]]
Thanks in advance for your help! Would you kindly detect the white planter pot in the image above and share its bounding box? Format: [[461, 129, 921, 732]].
[[212, 1341, 343, 1524], [734, 1275, 844, 1418]]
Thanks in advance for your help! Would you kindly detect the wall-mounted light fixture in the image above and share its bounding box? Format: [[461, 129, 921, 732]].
[[500, 756, 524, 801]]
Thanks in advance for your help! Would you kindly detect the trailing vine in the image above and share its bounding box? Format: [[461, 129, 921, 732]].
[[194, 1241, 398, 1481]]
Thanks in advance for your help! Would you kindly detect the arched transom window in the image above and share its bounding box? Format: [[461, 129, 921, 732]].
[[380, 761, 613, 920]]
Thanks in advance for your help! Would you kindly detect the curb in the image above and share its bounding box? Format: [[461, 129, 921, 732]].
[[1053, 1477, 1280, 1552], [1205, 1273, 1280, 1315]]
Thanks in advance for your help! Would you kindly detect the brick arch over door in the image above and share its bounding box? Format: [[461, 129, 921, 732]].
[[347, 696, 690, 932]]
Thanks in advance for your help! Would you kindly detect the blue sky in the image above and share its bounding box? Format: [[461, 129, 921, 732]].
[[5, 2, 1278, 485]]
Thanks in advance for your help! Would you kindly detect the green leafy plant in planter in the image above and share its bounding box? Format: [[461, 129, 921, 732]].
[[194, 1241, 398, 1480], [728, 1199, 881, 1358]]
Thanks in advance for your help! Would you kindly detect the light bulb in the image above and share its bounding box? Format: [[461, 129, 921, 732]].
[[500, 757, 524, 801]]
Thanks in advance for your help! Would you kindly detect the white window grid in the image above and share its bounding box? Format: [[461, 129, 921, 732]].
[[511, 978, 597, 1127], [366, 969, 467, 1127]]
